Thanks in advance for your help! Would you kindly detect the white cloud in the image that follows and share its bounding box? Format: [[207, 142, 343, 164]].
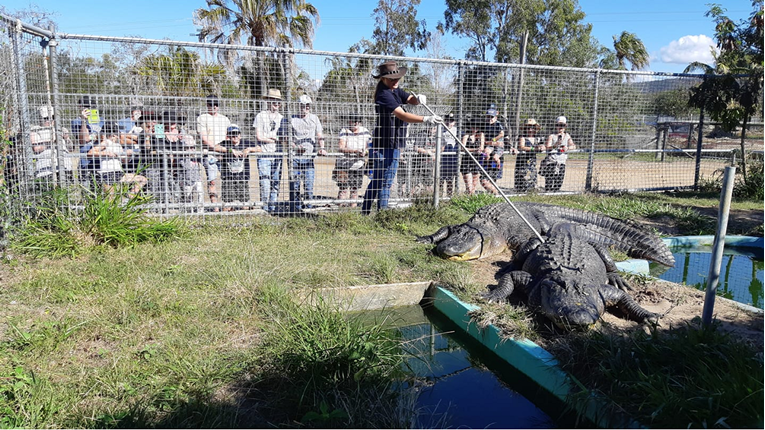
[[659, 35, 718, 65]]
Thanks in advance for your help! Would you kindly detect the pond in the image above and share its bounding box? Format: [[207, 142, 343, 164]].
[[382, 305, 578, 429], [650, 243, 764, 309]]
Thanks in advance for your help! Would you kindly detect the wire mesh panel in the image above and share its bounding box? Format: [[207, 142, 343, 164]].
[[1, 17, 759, 221]]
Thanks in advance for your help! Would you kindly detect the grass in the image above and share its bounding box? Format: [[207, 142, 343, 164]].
[[0, 191, 761, 428], [549, 319, 764, 429]]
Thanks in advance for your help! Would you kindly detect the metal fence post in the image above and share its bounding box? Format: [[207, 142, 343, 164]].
[[47, 34, 68, 187], [433, 124, 442, 208], [9, 19, 35, 198], [455, 61, 465, 196], [584, 69, 600, 191], [701, 165, 736, 327]]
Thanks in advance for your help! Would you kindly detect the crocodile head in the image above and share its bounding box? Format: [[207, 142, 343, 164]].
[[538, 279, 606, 328], [434, 224, 508, 261]]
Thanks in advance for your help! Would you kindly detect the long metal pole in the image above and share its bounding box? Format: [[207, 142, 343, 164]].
[[10, 19, 35, 196], [701, 166, 736, 327], [584, 70, 600, 191], [419, 103, 544, 242]]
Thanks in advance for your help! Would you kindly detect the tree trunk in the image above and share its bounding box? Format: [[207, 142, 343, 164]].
[[739, 115, 748, 182]]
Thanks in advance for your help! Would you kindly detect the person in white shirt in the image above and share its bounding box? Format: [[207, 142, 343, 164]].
[[285, 94, 326, 211], [88, 122, 146, 196], [196, 95, 231, 211], [542, 115, 576, 192], [253, 89, 284, 213], [334, 113, 371, 207]]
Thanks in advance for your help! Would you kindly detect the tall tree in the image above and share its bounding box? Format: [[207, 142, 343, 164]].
[[370, 0, 431, 56], [442, 0, 601, 67], [612, 31, 649, 70], [195, 0, 320, 48], [685, 2, 763, 180]]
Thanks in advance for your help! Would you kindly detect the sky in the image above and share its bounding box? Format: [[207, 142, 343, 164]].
[[1, 0, 757, 74]]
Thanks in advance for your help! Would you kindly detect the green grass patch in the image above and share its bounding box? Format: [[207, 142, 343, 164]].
[[551, 319, 764, 429]]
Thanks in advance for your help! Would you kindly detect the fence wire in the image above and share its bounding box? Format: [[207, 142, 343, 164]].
[[1, 18, 761, 220]]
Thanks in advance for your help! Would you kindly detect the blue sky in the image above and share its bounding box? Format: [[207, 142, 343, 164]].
[[2, 0, 756, 73]]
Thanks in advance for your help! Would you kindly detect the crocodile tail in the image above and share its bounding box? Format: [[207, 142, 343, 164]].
[[539, 205, 675, 267]]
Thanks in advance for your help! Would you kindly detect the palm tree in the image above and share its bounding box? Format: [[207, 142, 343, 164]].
[[195, 0, 320, 99], [195, 0, 320, 49], [612, 31, 649, 71]]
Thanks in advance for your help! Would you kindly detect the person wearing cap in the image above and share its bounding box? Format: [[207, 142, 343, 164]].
[[439, 113, 460, 197], [334, 113, 372, 207], [479, 104, 506, 195], [514, 118, 546, 192], [253, 88, 284, 213], [460, 118, 485, 195], [212, 124, 261, 211], [283, 94, 325, 211], [541, 115, 576, 192], [197, 95, 231, 211], [361, 60, 442, 214]]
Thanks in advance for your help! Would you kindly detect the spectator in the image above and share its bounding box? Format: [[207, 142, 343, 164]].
[[334, 113, 371, 207], [88, 122, 145, 196], [479, 105, 505, 195], [134, 112, 163, 199], [213, 124, 261, 211], [197, 95, 231, 211], [253, 88, 284, 213], [32, 105, 74, 185], [117, 106, 143, 135], [361, 60, 441, 215], [514, 118, 545, 192], [460, 118, 484, 195], [439, 113, 459, 197], [285, 94, 326, 211], [541, 115, 576, 192], [73, 96, 105, 190]]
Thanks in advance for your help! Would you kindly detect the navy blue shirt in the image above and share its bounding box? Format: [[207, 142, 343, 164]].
[[374, 86, 411, 149], [219, 138, 259, 180]]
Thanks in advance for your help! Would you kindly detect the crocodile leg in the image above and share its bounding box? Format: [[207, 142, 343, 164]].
[[599, 285, 659, 324], [591, 243, 633, 291], [483, 271, 534, 302]]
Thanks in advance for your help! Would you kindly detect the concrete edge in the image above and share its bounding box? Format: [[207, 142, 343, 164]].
[[296, 281, 432, 311], [427, 285, 643, 429]]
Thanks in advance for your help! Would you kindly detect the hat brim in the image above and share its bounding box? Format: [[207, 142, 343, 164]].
[[262, 96, 283, 101], [373, 66, 408, 79]]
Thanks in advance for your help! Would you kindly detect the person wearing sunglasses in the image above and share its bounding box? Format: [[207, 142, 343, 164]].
[[541, 115, 576, 192], [197, 95, 231, 211], [284, 94, 325, 211], [361, 60, 442, 215], [253, 88, 285, 213]]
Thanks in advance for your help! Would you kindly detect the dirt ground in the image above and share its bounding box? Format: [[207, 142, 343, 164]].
[[466, 209, 765, 352]]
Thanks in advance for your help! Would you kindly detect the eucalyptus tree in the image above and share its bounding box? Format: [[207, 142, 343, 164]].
[[370, 0, 431, 56], [442, 0, 600, 67]]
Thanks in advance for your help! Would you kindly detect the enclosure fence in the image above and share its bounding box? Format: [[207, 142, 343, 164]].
[[1, 15, 760, 218]]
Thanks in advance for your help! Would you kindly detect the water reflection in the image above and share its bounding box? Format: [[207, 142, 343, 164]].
[[650, 245, 764, 308], [393, 306, 558, 429]]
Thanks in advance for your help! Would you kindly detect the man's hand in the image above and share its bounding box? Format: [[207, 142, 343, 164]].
[[317, 148, 328, 156], [422, 115, 442, 124]]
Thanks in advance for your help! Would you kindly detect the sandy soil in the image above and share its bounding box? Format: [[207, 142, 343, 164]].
[[467, 251, 764, 352]]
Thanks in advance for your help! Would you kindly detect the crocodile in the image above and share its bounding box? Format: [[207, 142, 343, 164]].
[[482, 222, 660, 328], [416, 202, 675, 267]]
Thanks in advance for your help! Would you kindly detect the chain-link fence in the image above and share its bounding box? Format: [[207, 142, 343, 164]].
[[2, 16, 761, 219]]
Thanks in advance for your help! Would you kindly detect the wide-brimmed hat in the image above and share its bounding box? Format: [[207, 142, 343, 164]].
[[262, 88, 283, 101], [372, 61, 408, 79], [524, 118, 541, 130]]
